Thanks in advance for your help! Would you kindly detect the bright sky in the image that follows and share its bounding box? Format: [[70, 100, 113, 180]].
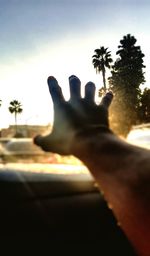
[[0, 0, 150, 128]]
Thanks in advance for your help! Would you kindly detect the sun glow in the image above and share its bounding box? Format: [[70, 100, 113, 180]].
[[4, 163, 89, 175], [127, 126, 150, 149], [0, 37, 103, 129]]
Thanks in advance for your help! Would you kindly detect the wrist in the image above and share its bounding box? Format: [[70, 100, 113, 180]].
[[75, 124, 113, 137], [71, 126, 115, 161], [71, 129, 135, 176]]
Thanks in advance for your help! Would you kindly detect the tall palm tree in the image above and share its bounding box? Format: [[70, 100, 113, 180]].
[[9, 100, 23, 135], [92, 46, 113, 92]]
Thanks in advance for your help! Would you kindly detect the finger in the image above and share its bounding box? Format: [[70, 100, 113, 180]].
[[47, 76, 64, 105], [34, 134, 53, 152], [69, 75, 81, 101], [99, 91, 113, 109], [84, 82, 96, 102]]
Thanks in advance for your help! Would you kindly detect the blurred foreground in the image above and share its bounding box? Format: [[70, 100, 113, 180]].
[[0, 137, 87, 175], [0, 137, 83, 166], [0, 123, 149, 174]]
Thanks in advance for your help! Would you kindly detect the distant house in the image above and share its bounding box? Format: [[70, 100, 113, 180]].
[[1, 124, 52, 138]]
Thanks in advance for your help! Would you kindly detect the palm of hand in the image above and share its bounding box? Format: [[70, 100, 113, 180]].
[[34, 75, 113, 155]]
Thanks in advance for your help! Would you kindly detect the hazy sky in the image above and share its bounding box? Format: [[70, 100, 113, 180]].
[[0, 0, 150, 127]]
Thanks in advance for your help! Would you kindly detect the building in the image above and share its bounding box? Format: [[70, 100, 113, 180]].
[[1, 124, 52, 138]]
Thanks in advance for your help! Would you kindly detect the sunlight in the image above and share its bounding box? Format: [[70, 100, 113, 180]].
[[5, 163, 89, 175], [0, 37, 104, 128], [127, 127, 150, 149], [127, 128, 150, 140]]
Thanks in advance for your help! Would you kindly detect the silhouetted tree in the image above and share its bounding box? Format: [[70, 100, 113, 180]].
[[109, 34, 145, 136], [9, 100, 23, 136], [139, 88, 150, 123], [92, 46, 113, 93]]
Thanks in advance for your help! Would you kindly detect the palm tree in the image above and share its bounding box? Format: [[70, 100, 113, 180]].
[[9, 100, 23, 135], [92, 46, 113, 93]]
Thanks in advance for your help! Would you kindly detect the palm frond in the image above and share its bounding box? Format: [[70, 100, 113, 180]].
[[9, 100, 23, 114], [9, 107, 15, 113]]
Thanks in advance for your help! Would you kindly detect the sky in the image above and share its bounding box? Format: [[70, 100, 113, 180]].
[[0, 0, 150, 128]]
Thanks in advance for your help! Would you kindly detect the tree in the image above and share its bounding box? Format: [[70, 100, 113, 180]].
[[92, 46, 113, 93], [139, 88, 150, 123], [9, 100, 23, 136], [109, 34, 145, 136]]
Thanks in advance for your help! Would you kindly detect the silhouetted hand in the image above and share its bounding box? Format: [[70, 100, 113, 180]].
[[34, 75, 113, 155]]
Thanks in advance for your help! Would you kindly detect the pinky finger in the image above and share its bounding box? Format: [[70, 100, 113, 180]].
[[99, 91, 113, 109]]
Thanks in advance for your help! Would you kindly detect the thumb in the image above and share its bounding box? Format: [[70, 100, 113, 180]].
[[34, 134, 53, 152]]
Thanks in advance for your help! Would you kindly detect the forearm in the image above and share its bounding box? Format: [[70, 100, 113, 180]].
[[73, 132, 150, 256]]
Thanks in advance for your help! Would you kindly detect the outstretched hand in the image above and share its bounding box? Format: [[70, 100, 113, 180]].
[[34, 75, 113, 155]]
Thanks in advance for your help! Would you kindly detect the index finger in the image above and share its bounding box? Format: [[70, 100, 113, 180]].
[[99, 91, 113, 109], [47, 76, 64, 105]]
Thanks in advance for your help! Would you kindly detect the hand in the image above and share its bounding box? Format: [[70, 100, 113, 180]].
[[34, 75, 113, 155]]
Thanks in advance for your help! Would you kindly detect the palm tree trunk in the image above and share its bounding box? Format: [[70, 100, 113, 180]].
[[15, 112, 17, 135], [102, 68, 106, 93]]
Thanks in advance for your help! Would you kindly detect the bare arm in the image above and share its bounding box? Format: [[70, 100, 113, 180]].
[[73, 131, 150, 256], [34, 75, 150, 256]]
